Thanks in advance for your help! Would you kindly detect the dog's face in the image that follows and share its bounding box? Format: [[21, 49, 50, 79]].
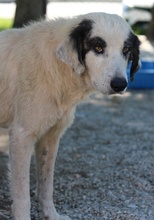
[[57, 13, 140, 94]]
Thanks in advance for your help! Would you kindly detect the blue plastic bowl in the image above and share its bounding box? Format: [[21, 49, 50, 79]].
[[127, 60, 154, 89]]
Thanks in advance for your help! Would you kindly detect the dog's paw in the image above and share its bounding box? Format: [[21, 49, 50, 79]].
[[40, 201, 71, 220]]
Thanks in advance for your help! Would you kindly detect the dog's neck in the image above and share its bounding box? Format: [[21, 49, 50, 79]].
[[56, 63, 93, 108]]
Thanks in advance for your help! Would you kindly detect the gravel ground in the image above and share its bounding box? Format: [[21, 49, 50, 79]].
[[0, 37, 154, 220]]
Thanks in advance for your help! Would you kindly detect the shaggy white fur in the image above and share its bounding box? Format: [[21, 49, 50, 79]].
[[0, 12, 140, 220]]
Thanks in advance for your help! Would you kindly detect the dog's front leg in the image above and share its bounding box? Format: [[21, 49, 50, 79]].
[[35, 128, 71, 220], [9, 128, 33, 220]]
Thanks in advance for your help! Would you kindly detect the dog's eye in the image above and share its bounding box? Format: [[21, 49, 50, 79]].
[[123, 46, 130, 54], [95, 46, 104, 54]]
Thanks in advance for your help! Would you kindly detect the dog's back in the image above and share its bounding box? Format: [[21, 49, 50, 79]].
[[0, 29, 22, 127], [0, 23, 59, 128]]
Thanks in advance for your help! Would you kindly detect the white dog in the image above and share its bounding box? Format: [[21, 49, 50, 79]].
[[0, 12, 140, 220]]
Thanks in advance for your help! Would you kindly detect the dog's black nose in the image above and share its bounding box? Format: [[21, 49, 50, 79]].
[[110, 77, 127, 92]]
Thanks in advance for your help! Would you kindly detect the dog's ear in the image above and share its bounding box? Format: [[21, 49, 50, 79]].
[[56, 19, 93, 75], [129, 34, 141, 82], [57, 38, 85, 75]]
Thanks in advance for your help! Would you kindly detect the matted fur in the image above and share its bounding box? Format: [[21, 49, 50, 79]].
[[0, 12, 140, 220]]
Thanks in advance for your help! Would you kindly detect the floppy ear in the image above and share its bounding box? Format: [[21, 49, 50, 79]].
[[56, 19, 93, 75], [56, 38, 85, 75], [129, 34, 141, 82]]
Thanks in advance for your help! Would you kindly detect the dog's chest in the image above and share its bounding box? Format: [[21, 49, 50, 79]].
[[51, 106, 76, 137]]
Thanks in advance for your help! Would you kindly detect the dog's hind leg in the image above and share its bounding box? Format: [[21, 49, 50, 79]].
[[9, 127, 34, 220], [35, 127, 71, 220]]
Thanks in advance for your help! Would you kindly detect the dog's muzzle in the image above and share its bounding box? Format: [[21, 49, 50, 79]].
[[110, 77, 127, 93]]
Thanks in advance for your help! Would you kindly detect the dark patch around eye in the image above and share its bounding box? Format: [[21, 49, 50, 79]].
[[123, 42, 132, 59], [123, 32, 140, 59], [123, 45, 131, 58], [86, 37, 107, 55]]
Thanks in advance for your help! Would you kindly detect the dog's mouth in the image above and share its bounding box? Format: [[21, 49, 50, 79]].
[[92, 78, 128, 95], [108, 87, 127, 96], [112, 86, 128, 94]]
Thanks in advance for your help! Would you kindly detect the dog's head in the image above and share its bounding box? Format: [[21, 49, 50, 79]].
[[57, 13, 141, 94]]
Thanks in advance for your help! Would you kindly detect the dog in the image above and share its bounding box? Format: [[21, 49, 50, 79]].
[[0, 12, 140, 220]]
